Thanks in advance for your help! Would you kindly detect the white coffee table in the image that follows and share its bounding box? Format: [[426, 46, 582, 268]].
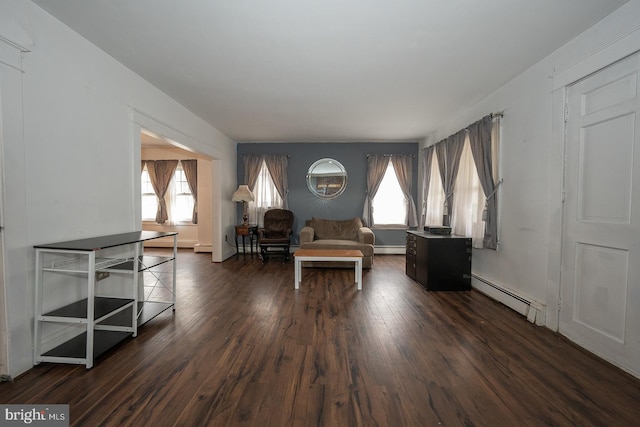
[[293, 249, 364, 290]]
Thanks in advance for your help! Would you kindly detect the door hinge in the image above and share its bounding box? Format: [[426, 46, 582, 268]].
[[561, 188, 566, 203], [564, 103, 569, 123]]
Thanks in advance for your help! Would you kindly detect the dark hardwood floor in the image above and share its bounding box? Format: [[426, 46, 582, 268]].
[[2, 250, 640, 426]]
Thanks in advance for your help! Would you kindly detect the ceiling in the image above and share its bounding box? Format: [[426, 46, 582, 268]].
[[33, 0, 628, 143]]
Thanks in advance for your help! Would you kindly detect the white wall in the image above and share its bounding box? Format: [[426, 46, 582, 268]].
[[422, 0, 640, 328], [1, 1, 237, 377]]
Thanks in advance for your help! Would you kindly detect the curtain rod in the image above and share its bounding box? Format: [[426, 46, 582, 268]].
[[240, 154, 291, 157], [366, 154, 415, 158], [420, 111, 503, 151], [142, 159, 195, 161]]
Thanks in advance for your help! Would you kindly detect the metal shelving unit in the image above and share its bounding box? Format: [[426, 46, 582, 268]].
[[33, 231, 177, 369]]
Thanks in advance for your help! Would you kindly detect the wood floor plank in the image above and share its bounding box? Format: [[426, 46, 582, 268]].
[[1, 250, 640, 426]]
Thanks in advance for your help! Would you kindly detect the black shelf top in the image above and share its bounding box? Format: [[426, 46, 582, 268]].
[[104, 302, 174, 327], [34, 231, 178, 251], [42, 330, 132, 359], [43, 297, 134, 319]]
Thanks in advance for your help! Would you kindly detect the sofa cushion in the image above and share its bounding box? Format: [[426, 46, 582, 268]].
[[310, 217, 363, 241]]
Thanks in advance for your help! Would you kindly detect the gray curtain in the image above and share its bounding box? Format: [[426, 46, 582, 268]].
[[362, 155, 390, 227], [146, 160, 179, 224], [419, 146, 435, 228], [436, 141, 447, 196], [264, 155, 289, 209], [436, 132, 465, 226], [435, 132, 465, 226], [243, 155, 264, 191], [181, 159, 198, 224], [391, 155, 418, 227], [469, 115, 498, 249]]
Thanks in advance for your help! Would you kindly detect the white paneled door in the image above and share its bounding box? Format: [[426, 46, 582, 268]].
[[561, 52, 640, 377]]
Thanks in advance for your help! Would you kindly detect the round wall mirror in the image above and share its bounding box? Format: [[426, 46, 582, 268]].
[[306, 158, 347, 199]]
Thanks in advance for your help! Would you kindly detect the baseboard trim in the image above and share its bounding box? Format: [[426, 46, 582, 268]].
[[472, 274, 546, 325], [374, 246, 406, 255]]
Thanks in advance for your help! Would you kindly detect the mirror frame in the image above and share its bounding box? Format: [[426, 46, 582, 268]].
[[306, 158, 348, 199]]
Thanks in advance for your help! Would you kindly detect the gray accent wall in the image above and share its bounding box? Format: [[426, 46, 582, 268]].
[[237, 142, 419, 246]]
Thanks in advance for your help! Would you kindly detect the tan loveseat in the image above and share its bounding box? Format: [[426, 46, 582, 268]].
[[299, 217, 375, 268]]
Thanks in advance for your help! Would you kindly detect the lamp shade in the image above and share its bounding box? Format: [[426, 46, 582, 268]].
[[232, 185, 255, 202]]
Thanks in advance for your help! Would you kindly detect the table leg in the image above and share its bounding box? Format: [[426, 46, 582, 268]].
[[295, 258, 301, 289], [356, 259, 362, 290], [235, 234, 239, 257]]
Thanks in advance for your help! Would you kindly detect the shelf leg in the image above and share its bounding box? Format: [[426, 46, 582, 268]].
[[33, 249, 44, 365], [86, 251, 96, 369], [172, 235, 177, 310], [132, 243, 140, 337]]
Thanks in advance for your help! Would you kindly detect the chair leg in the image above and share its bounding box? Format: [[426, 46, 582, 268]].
[[259, 245, 291, 263]]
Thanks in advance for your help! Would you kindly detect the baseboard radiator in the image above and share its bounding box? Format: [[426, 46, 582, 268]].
[[471, 274, 546, 326]]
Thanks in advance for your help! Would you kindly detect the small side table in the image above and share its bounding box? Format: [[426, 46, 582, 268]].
[[235, 224, 258, 257]]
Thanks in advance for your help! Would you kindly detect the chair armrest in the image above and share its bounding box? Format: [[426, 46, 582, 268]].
[[358, 227, 375, 245], [299, 226, 315, 244]]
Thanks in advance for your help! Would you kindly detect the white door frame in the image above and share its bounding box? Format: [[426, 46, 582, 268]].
[[130, 109, 224, 262], [547, 30, 640, 331], [0, 75, 7, 378], [0, 36, 29, 379]]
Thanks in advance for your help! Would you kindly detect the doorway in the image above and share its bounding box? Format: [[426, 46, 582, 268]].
[[140, 129, 214, 253]]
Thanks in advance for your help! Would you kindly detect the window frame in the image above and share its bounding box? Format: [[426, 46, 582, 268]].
[[247, 159, 283, 227], [371, 161, 409, 229], [141, 161, 196, 226]]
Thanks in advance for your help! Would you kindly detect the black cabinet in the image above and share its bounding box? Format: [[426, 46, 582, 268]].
[[406, 231, 471, 291]]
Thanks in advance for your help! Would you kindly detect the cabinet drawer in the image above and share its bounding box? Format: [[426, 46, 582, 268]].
[[405, 254, 416, 279]]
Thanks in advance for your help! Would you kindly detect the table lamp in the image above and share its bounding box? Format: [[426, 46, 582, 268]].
[[232, 185, 255, 226]]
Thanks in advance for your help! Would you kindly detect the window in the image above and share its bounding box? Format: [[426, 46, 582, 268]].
[[141, 161, 195, 224], [451, 136, 485, 248], [424, 152, 445, 226], [424, 138, 486, 247], [371, 162, 407, 227], [248, 160, 283, 226], [170, 165, 195, 223], [423, 115, 501, 249]]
